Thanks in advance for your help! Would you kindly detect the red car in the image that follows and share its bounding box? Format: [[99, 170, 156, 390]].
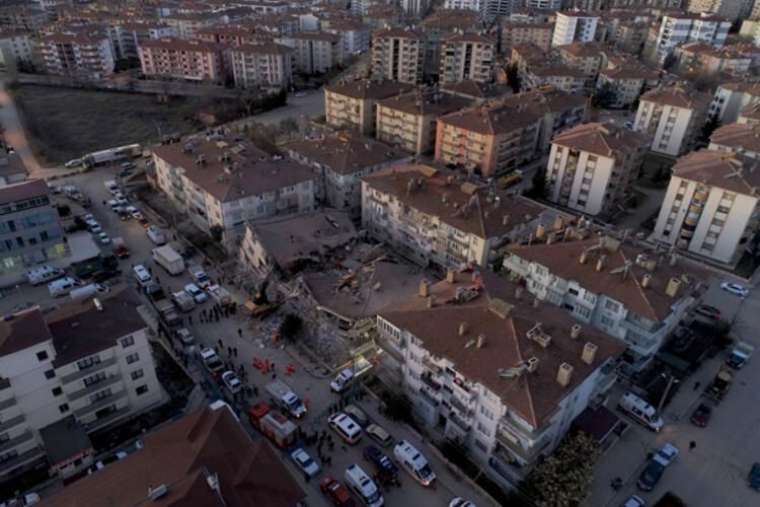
[[690, 403, 712, 427], [319, 476, 355, 507]]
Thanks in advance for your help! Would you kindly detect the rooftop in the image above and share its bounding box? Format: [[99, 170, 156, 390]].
[[39, 416, 93, 466], [325, 79, 415, 100], [377, 90, 472, 117], [710, 122, 760, 154], [671, 149, 760, 195], [640, 85, 710, 110], [551, 122, 648, 159], [438, 101, 542, 136], [440, 80, 513, 101], [372, 26, 424, 40], [0, 307, 52, 357], [0, 178, 48, 203]]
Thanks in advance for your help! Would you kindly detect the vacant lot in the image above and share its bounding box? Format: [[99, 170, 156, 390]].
[[13, 85, 218, 164]]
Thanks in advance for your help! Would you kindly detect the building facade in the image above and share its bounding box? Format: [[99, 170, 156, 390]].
[[371, 27, 425, 84], [138, 38, 223, 82], [649, 13, 730, 64], [324, 80, 414, 136], [39, 31, 115, 79], [229, 43, 293, 90], [552, 11, 599, 47], [439, 32, 496, 85]]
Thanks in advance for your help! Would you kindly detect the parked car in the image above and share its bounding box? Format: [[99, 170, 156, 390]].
[[449, 499, 476, 507], [330, 368, 354, 393], [366, 424, 393, 447], [89, 223, 102, 234], [319, 476, 355, 506], [690, 403, 712, 427], [291, 448, 320, 478], [184, 283, 208, 304], [221, 371, 242, 394], [621, 495, 646, 507], [363, 445, 398, 476], [98, 232, 111, 245], [175, 328, 194, 346], [749, 463, 760, 491], [694, 305, 721, 321], [637, 460, 665, 491], [720, 282, 749, 298], [343, 404, 368, 427], [653, 443, 679, 467]]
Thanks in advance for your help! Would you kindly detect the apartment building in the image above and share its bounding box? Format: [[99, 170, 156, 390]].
[[439, 32, 495, 85], [739, 102, 760, 125], [674, 43, 751, 77], [525, 0, 563, 8], [652, 150, 760, 265], [501, 22, 553, 53], [0, 289, 162, 482], [280, 32, 341, 75], [441, 80, 513, 103], [152, 137, 316, 249], [709, 81, 760, 124], [597, 65, 660, 109], [402, 0, 430, 17], [419, 9, 481, 78], [504, 234, 701, 370], [435, 103, 541, 177], [138, 38, 223, 82], [109, 22, 177, 61], [552, 11, 599, 47], [163, 12, 218, 39], [194, 23, 260, 47], [687, 0, 749, 21], [229, 43, 293, 90], [634, 85, 710, 157], [38, 402, 305, 507], [324, 80, 414, 136], [546, 122, 648, 216], [285, 131, 411, 216], [324, 18, 370, 55], [649, 13, 730, 65], [362, 164, 553, 269], [0, 29, 34, 70], [376, 90, 472, 155], [556, 42, 604, 93], [0, 179, 68, 281], [0, 4, 48, 32], [371, 27, 425, 84], [523, 64, 586, 95], [0, 152, 28, 187], [443, 0, 485, 12], [376, 273, 622, 484], [39, 31, 114, 80], [709, 122, 760, 159]]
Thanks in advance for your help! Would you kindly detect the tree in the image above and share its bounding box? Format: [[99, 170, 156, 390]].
[[237, 88, 260, 117], [591, 82, 617, 109], [522, 431, 600, 507], [526, 167, 548, 199], [279, 313, 303, 341]]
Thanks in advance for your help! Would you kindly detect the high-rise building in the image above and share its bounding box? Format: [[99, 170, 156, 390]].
[[371, 27, 425, 84], [439, 32, 496, 84], [551, 11, 599, 47]]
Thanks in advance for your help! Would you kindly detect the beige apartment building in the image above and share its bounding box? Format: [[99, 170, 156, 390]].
[[556, 42, 604, 93], [324, 80, 414, 135], [39, 31, 115, 79], [709, 122, 760, 159], [546, 122, 648, 216], [138, 38, 223, 82], [652, 150, 760, 265], [500, 22, 553, 53], [376, 90, 472, 155], [674, 42, 751, 77], [435, 102, 541, 177], [280, 31, 342, 74], [371, 27, 425, 84], [597, 65, 660, 109], [229, 43, 293, 90], [439, 32, 496, 85]]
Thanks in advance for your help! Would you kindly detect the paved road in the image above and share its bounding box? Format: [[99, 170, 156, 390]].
[[0, 78, 44, 174], [252, 89, 324, 125]]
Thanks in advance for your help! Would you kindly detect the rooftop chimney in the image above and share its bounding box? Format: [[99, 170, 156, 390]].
[[514, 286, 523, 300], [532, 297, 540, 308], [582, 342, 598, 365], [596, 254, 607, 272], [579, 251, 588, 264], [570, 324, 582, 339], [557, 362, 573, 388], [476, 334, 486, 349], [446, 269, 456, 284], [502, 214, 510, 226], [419, 279, 430, 297], [665, 277, 681, 298], [536, 223, 546, 239], [669, 253, 678, 267], [459, 321, 469, 336], [526, 356, 539, 372], [553, 215, 565, 231], [641, 273, 652, 288], [427, 296, 434, 308]]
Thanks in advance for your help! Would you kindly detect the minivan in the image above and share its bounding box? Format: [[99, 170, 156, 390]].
[[48, 277, 78, 297], [133, 265, 152, 286], [618, 392, 663, 432], [393, 440, 436, 487], [344, 464, 383, 507], [27, 265, 64, 285], [328, 413, 363, 444]]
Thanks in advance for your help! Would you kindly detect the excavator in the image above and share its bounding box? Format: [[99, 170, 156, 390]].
[[243, 277, 282, 319]]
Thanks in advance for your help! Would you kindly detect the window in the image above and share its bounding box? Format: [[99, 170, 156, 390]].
[[476, 422, 490, 436], [126, 353, 139, 364], [568, 288, 579, 296], [120, 336, 135, 348], [604, 299, 620, 312], [52, 387, 62, 397], [44, 369, 55, 379], [136, 385, 149, 396], [37, 350, 48, 361], [576, 306, 591, 319], [84, 372, 106, 387], [131, 369, 144, 381], [77, 355, 101, 370], [59, 403, 69, 413]]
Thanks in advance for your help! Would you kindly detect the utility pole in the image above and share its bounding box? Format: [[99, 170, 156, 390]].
[[657, 373, 677, 414]]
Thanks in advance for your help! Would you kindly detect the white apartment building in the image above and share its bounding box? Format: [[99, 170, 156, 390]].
[[110, 22, 177, 61], [402, 0, 429, 17], [526, 0, 562, 7], [552, 11, 599, 47], [688, 0, 750, 21], [709, 122, 760, 159], [152, 136, 316, 250], [634, 86, 710, 157], [376, 274, 622, 484], [138, 38, 223, 82], [652, 150, 760, 265], [229, 43, 293, 90], [710, 82, 760, 124], [439, 32, 496, 84], [371, 27, 425, 84], [324, 19, 370, 55], [39, 31, 115, 80], [0, 29, 34, 71], [361, 164, 554, 269], [650, 13, 730, 64], [546, 122, 648, 217], [279, 32, 341, 75], [504, 235, 702, 370], [0, 289, 162, 482]]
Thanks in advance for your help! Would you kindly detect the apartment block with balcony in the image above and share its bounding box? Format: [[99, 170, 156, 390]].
[[361, 164, 554, 269], [597, 65, 660, 109], [419, 9, 481, 79], [556, 42, 604, 93], [674, 42, 751, 77], [138, 38, 223, 82], [504, 234, 703, 371], [279, 32, 342, 75], [230, 43, 293, 90], [0, 288, 162, 483], [110, 22, 177, 61], [0, 29, 35, 71], [709, 122, 760, 159], [285, 130, 411, 217], [552, 11, 599, 47], [39, 30, 114, 80], [648, 13, 730, 65], [375, 274, 622, 485], [439, 32, 495, 85], [371, 27, 425, 84], [152, 136, 316, 251], [434, 102, 542, 178], [634, 85, 710, 158], [709, 81, 760, 124], [324, 80, 414, 136], [376, 89, 472, 155], [687, 0, 748, 21], [546, 122, 648, 217], [500, 22, 553, 53], [652, 150, 760, 266]]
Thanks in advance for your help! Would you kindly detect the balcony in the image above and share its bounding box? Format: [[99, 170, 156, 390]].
[[73, 389, 128, 418], [67, 374, 123, 402], [495, 427, 547, 463], [0, 414, 25, 433], [421, 372, 441, 391], [60, 356, 118, 384], [0, 396, 16, 412], [0, 429, 35, 453], [0, 446, 46, 477], [449, 412, 470, 432], [418, 387, 439, 407]]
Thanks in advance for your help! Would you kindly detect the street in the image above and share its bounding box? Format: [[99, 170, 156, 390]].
[[0, 78, 44, 174]]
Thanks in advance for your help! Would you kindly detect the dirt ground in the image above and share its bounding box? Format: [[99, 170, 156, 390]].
[[12, 85, 221, 164]]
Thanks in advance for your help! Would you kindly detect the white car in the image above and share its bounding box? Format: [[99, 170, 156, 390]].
[[720, 282, 749, 298], [98, 232, 111, 245], [184, 283, 208, 304], [89, 224, 102, 234], [290, 448, 320, 477], [653, 442, 679, 467], [221, 370, 242, 394], [83, 213, 95, 222], [330, 368, 354, 393], [622, 495, 646, 507], [450, 499, 476, 507]]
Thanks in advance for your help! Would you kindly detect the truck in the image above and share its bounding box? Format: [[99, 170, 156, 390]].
[[112, 237, 130, 259], [188, 265, 211, 289], [83, 144, 141, 168], [726, 341, 754, 369], [266, 379, 307, 419], [248, 403, 298, 449], [146, 225, 167, 246], [172, 291, 195, 312], [152, 245, 184, 275], [208, 284, 232, 305], [149, 288, 181, 326], [703, 366, 732, 403]]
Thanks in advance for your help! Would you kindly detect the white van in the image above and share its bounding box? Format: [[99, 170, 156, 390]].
[[328, 413, 362, 445], [394, 440, 436, 486], [344, 464, 383, 507], [48, 277, 78, 297], [618, 392, 663, 432], [27, 265, 64, 285], [133, 265, 152, 287]]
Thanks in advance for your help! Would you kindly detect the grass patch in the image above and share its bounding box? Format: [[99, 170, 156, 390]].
[[12, 85, 226, 165]]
